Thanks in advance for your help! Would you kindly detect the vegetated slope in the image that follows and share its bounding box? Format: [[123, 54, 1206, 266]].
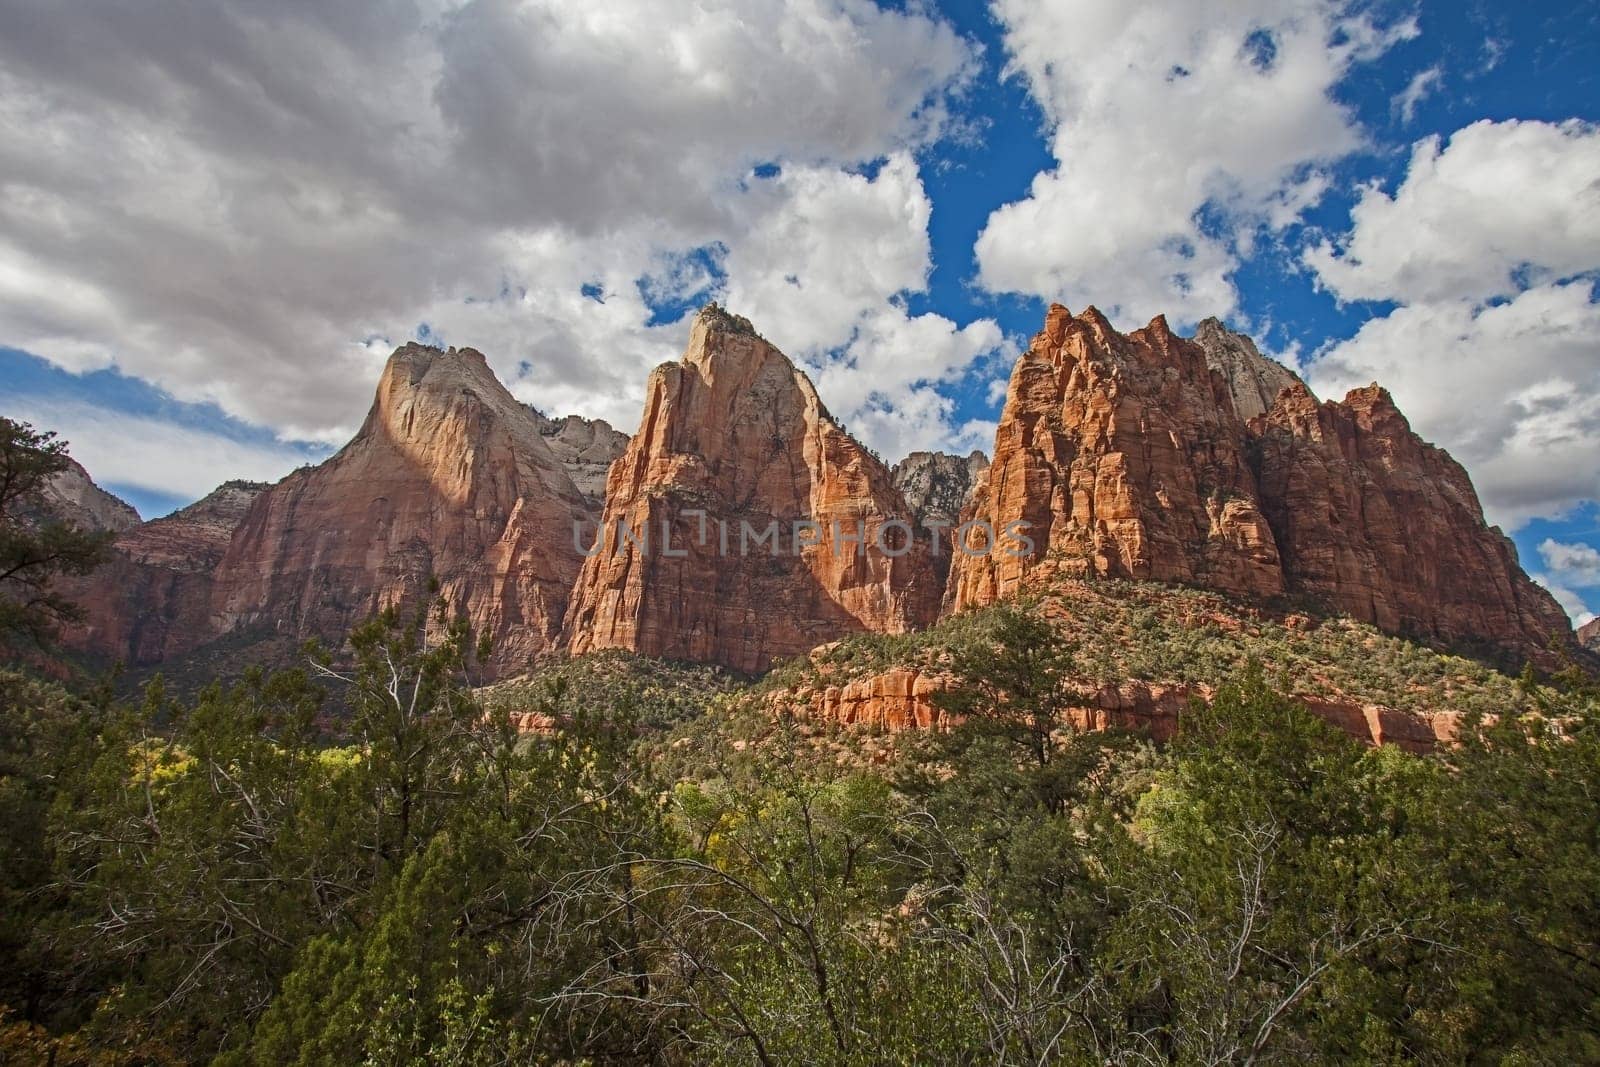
[[653, 575, 1543, 772]]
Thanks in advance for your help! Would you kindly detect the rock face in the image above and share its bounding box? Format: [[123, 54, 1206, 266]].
[[781, 666, 1454, 752], [948, 304, 1574, 666], [529, 409, 630, 506], [1580, 618, 1600, 652], [1249, 383, 1571, 662], [564, 305, 941, 672], [20, 459, 141, 533], [71, 346, 595, 676], [891, 450, 989, 529], [210, 344, 594, 674], [947, 305, 1285, 612], [1193, 317, 1305, 420], [63, 481, 268, 665], [892, 449, 989, 588]]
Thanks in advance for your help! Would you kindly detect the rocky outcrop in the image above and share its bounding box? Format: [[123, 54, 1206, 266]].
[[1581, 618, 1600, 652], [778, 666, 1454, 752], [1249, 383, 1572, 664], [564, 304, 941, 673], [19, 459, 140, 533], [529, 409, 629, 506], [209, 344, 594, 675], [1193, 317, 1306, 420], [62, 481, 268, 665], [892, 450, 989, 528], [946, 304, 1285, 612], [892, 449, 989, 588], [946, 305, 1574, 667]]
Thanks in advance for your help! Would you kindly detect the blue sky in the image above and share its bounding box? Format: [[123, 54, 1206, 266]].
[[1, 0, 1597, 623]]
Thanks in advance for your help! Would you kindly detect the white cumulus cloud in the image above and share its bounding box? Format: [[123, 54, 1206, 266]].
[[974, 0, 1414, 327], [1306, 119, 1600, 305], [1540, 538, 1600, 588], [1306, 119, 1600, 528], [0, 0, 991, 467]]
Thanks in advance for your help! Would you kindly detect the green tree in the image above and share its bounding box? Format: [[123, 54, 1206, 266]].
[[930, 602, 1100, 816], [1096, 666, 1451, 1063], [0, 417, 113, 646]]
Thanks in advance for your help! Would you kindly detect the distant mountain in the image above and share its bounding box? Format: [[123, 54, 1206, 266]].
[[528, 408, 630, 507], [59, 301, 1575, 683], [17, 457, 140, 533]]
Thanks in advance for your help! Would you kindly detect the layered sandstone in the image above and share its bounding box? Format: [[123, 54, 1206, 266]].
[[209, 344, 593, 674], [563, 304, 940, 672], [63, 481, 268, 665], [946, 304, 1285, 611], [947, 304, 1574, 667], [70, 346, 595, 676], [1581, 618, 1600, 652], [1249, 383, 1572, 662], [779, 666, 1453, 752]]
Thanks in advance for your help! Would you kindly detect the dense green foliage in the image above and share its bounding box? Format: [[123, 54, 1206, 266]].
[[2, 596, 1598, 1062]]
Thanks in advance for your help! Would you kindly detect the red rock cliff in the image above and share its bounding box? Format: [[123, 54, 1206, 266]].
[[946, 304, 1284, 611], [563, 305, 940, 672], [948, 305, 1574, 667], [1250, 383, 1575, 663], [206, 344, 593, 675], [62, 481, 268, 665]]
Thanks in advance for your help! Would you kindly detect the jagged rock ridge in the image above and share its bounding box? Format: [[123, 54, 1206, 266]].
[[891, 450, 989, 529], [947, 304, 1286, 611], [1192, 317, 1308, 420], [948, 304, 1574, 666], [563, 305, 941, 672]]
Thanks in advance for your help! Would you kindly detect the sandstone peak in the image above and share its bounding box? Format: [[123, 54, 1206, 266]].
[[70, 343, 599, 678], [950, 303, 1573, 667], [1192, 317, 1308, 420], [950, 300, 1285, 611], [565, 315, 939, 672]]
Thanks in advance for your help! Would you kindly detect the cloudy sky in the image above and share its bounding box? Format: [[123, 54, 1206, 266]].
[[1, 0, 1597, 624]]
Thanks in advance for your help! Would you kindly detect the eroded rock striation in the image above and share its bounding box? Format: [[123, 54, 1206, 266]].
[[1248, 383, 1571, 662], [563, 304, 940, 672], [947, 304, 1285, 611], [69, 346, 595, 676], [1193, 317, 1305, 421], [948, 304, 1574, 666], [212, 344, 594, 674]]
